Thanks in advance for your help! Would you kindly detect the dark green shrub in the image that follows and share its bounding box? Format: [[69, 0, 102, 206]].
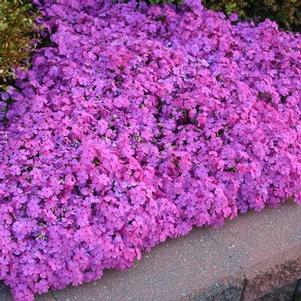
[[0, 0, 38, 90], [203, 0, 301, 32], [145, 0, 182, 5]]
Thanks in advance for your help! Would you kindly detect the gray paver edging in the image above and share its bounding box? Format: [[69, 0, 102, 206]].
[[1, 201, 301, 301]]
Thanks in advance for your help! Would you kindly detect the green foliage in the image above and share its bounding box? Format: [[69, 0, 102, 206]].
[[137, 0, 300, 32], [203, 0, 301, 32], [147, 0, 182, 5], [0, 0, 38, 90]]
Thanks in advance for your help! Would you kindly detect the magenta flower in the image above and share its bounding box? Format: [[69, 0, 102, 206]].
[[0, 0, 301, 300]]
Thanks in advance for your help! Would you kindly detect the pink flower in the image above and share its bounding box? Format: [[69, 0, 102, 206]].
[[1, 0, 301, 300]]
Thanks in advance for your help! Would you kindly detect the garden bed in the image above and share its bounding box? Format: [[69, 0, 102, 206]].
[[1, 201, 301, 300], [1, 0, 301, 300]]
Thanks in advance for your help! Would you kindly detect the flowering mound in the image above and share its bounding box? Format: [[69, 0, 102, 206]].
[[1, 0, 301, 300]]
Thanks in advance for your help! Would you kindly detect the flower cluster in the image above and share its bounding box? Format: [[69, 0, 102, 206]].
[[1, 0, 301, 300]]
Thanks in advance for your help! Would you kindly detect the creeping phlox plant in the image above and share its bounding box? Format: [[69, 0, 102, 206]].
[[1, 0, 301, 300]]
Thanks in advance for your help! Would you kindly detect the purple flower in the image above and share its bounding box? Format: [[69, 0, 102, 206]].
[[1, 0, 301, 300]]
